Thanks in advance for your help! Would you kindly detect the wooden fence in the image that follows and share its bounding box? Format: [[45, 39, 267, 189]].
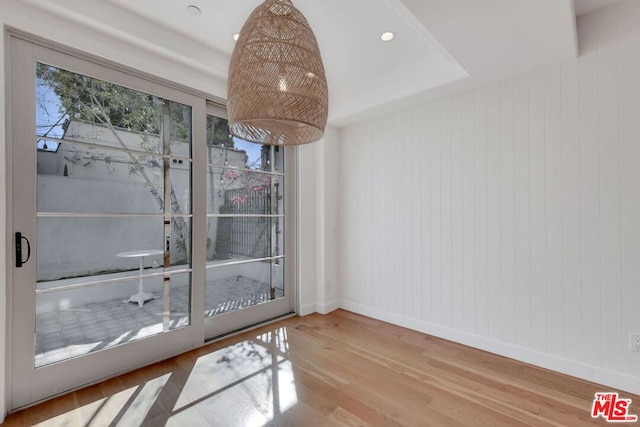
[[223, 185, 271, 258]]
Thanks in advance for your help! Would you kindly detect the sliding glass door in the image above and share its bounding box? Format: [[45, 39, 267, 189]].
[[9, 36, 295, 410], [203, 105, 294, 339]]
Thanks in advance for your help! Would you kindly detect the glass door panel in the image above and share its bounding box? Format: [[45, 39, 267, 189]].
[[204, 108, 292, 338], [33, 63, 194, 366]]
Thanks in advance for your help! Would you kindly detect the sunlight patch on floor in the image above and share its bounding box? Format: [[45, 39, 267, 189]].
[[117, 373, 171, 426], [33, 386, 138, 426], [170, 329, 298, 425]]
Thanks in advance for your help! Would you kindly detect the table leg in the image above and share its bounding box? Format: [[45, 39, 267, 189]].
[[127, 256, 157, 307], [138, 256, 144, 296]]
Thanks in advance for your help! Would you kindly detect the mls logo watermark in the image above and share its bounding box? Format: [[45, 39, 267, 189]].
[[591, 392, 638, 422]]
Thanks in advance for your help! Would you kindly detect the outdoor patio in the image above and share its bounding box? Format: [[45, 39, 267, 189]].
[[35, 276, 284, 367]]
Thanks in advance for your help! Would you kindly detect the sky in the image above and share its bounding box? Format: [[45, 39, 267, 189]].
[[233, 138, 263, 169]]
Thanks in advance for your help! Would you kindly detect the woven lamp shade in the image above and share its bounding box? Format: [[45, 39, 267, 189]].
[[227, 0, 328, 146]]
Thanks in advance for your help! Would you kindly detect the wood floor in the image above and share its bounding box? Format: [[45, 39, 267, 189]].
[[2, 309, 638, 426]]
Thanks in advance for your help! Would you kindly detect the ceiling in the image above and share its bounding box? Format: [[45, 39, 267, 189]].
[[20, 0, 625, 127], [574, 0, 624, 16]]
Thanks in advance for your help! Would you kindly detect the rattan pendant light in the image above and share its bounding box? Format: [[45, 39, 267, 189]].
[[227, 0, 328, 145]]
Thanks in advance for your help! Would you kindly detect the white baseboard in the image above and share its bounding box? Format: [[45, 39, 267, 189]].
[[299, 300, 340, 316], [340, 300, 640, 396], [316, 300, 340, 315], [298, 302, 317, 316]]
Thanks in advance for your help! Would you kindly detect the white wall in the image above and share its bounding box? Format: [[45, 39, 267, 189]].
[[322, 126, 340, 312], [297, 142, 318, 315], [337, 1, 640, 395], [297, 125, 340, 315]]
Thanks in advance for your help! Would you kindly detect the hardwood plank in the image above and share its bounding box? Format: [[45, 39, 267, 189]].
[[4, 310, 638, 426]]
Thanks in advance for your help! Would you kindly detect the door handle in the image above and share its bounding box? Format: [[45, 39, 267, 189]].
[[15, 232, 31, 268]]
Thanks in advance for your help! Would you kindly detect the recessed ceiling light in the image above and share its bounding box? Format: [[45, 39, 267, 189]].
[[187, 5, 201, 15], [233, 33, 240, 42], [380, 31, 394, 42]]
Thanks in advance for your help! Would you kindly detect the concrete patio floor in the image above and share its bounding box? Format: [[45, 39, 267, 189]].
[[35, 276, 284, 367]]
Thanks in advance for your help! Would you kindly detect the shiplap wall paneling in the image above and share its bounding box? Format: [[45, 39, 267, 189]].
[[451, 95, 464, 330], [619, 36, 640, 377], [500, 80, 516, 345], [597, 24, 623, 373], [362, 123, 374, 310], [462, 91, 476, 332], [401, 109, 413, 318], [560, 60, 582, 363], [421, 103, 433, 323], [579, 49, 601, 369], [390, 111, 400, 314], [473, 87, 489, 337], [389, 114, 400, 314], [389, 113, 401, 314], [407, 108, 426, 319], [544, 66, 564, 357], [363, 123, 372, 308], [486, 84, 501, 341], [430, 102, 442, 325], [441, 98, 453, 328], [615, 5, 640, 384], [371, 121, 382, 311], [374, 119, 385, 312], [514, 74, 531, 350], [376, 120, 386, 311], [378, 116, 388, 313], [528, 71, 547, 354]]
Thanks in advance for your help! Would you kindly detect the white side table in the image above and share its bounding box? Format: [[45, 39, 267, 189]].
[[116, 249, 164, 307]]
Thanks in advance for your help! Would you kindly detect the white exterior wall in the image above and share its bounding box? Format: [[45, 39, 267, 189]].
[[337, 1, 640, 395]]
